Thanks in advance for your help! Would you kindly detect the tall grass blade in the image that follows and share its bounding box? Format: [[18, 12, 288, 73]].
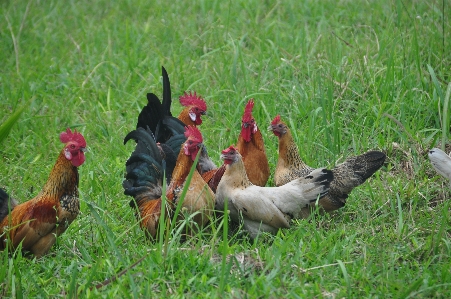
[[68, 260, 78, 299], [396, 193, 404, 238], [218, 198, 229, 294], [427, 65, 444, 100], [337, 259, 351, 297], [0, 97, 34, 144], [441, 82, 451, 150], [12, 261, 23, 299]]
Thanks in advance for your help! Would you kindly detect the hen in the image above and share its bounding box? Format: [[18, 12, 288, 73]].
[[0, 129, 86, 257], [215, 145, 332, 239], [201, 99, 269, 192], [428, 148, 451, 187], [269, 115, 386, 217], [123, 125, 215, 239]]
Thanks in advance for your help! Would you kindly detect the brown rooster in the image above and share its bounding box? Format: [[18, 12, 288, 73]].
[[236, 99, 270, 186], [269, 115, 386, 217], [0, 129, 86, 257], [123, 125, 215, 239], [201, 99, 270, 192], [215, 145, 333, 239]]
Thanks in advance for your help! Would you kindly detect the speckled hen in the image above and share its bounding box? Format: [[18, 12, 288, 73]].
[[269, 115, 386, 217]]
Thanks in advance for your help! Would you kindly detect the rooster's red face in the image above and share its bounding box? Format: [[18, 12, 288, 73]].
[[60, 128, 86, 167], [184, 139, 202, 161], [240, 99, 257, 142], [64, 142, 86, 167], [189, 106, 206, 125], [241, 118, 257, 142], [184, 126, 203, 161]]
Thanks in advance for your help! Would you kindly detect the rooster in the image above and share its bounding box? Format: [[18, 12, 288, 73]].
[[236, 99, 270, 186], [215, 145, 332, 239], [137, 66, 216, 177], [428, 148, 451, 187], [201, 99, 269, 192], [269, 115, 386, 217], [0, 129, 86, 257], [123, 125, 215, 239]]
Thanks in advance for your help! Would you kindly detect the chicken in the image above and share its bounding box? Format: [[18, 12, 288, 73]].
[[201, 99, 270, 192], [215, 145, 333, 239], [428, 148, 451, 187], [136, 66, 216, 177], [269, 115, 386, 217], [0, 129, 86, 257], [236, 99, 270, 186], [123, 125, 215, 239]]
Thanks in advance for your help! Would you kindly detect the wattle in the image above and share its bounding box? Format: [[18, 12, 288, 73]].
[[194, 117, 203, 125], [71, 152, 86, 167], [241, 128, 252, 142]]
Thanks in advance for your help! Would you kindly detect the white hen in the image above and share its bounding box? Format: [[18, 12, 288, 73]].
[[215, 145, 333, 239], [428, 148, 451, 187]]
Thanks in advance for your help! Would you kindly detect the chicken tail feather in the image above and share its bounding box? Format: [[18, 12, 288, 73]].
[[332, 150, 386, 195], [123, 128, 165, 204]]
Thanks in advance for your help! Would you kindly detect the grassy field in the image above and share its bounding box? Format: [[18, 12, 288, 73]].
[[1, 0, 450, 297]]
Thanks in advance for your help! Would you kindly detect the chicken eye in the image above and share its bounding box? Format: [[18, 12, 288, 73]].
[[70, 144, 76, 149], [243, 123, 248, 128]]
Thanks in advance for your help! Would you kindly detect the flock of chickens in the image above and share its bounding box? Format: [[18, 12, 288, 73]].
[[0, 66, 449, 258]]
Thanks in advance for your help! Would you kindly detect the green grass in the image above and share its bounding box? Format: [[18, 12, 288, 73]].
[[1, 0, 450, 297]]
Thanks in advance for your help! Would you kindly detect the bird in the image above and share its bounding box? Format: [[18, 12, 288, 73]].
[[0, 129, 87, 257], [123, 125, 215, 239], [269, 114, 386, 217], [136, 66, 216, 178], [201, 99, 270, 192], [428, 148, 451, 187], [235, 99, 270, 186], [215, 145, 333, 239]]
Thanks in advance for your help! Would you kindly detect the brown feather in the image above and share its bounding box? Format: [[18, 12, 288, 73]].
[[237, 128, 270, 187]]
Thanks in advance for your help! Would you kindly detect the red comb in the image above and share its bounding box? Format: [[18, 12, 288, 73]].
[[184, 126, 203, 143], [242, 99, 255, 122], [271, 115, 281, 125], [60, 128, 86, 147], [179, 92, 207, 111], [221, 145, 237, 155]]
